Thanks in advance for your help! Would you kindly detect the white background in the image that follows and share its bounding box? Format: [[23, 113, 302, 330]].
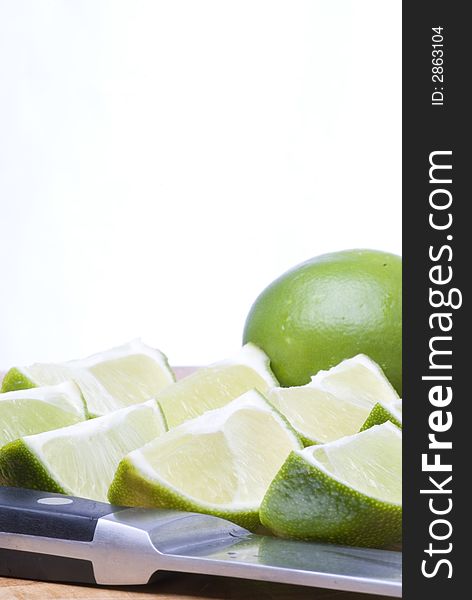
[[0, 0, 401, 367]]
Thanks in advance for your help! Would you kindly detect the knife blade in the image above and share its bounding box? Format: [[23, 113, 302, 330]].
[[0, 486, 401, 597]]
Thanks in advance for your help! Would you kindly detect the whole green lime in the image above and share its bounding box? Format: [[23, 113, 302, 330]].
[[243, 249, 402, 394]]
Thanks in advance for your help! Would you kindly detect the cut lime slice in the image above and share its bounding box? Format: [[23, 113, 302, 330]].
[[361, 399, 402, 431], [267, 387, 368, 446], [108, 389, 301, 529], [310, 354, 399, 408], [1, 340, 175, 417], [0, 382, 87, 448], [0, 399, 167, 502], [260, 423, 402, 547], [267, 354, 400, 445], [156, 343, 278, 428]]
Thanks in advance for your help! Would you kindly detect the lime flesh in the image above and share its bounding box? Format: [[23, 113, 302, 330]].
[[109, 390, 301, 528], [267, 354, 399, 444], [268, 386, 369, 445], [1, 340, 175, 417], [156, 343, 278, 428], [0, 399, 167, 502], [0, 382, 87, 447]]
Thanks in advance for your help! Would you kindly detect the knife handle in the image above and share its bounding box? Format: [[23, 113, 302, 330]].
[[0, 486, 121, 541], [0, 486, 127, 584]]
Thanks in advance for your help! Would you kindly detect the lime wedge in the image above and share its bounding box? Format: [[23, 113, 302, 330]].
[[267, 354, 400, 445], [108, 390, 301, 528], [310, 354, 399, 408], [0, 382, 87, 448], [1, 340, 175, 417], [156, 343, 278, 428], [260, 423, 402, 547], [361, 399, 402, 430], [0, 399, 167, 502], [267, 387, 368, 446]]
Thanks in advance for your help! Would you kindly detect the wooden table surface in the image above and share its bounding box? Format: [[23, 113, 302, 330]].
[[0, 572, 390, 600], [0, 367, 394, 600]]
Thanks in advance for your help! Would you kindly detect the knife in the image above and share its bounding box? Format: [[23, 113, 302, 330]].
[[0, 486, 401, 597]]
